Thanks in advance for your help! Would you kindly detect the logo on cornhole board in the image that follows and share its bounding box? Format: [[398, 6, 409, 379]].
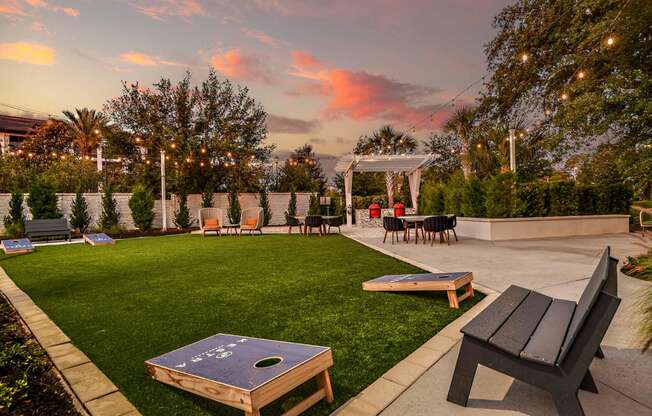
[[1, 239, 34, 254], [83, 233, 115, 246]]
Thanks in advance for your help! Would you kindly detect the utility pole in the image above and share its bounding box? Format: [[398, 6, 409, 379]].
[[160, 150, 167, 231], [508, 128, 516, 172]]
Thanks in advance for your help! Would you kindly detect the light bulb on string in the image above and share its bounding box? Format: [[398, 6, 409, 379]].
[[201, 148, 206, 154], [520, 53, 529, 63], [606, 35, 616, 47], [170, 143, 176, 149], [200, 162, 205, 167], [560, 92, 569, 101], [577, 70, 586, 80], [28, 153, 33, 158]]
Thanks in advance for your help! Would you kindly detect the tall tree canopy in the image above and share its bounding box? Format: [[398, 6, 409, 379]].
[[105, 69, 273, 193], [354, 125, 417, 155], [62, 108, 106, 157], [479, 0, 651, 152], [275, 144, 326, 193]]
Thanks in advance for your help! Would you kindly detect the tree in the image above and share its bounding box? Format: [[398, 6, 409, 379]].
[[105, 69, 274, 193], [354, 125, 417, 155], [20, 119, 73, 169], [129, 185, 155, 231], [70, 191, 91, 233], [423, 133, 462, 182], [479, 0, 651, 152], [4, 191, 24, 228], [99, 185, 120, 230], [27, 176, 61, 219], [174, 191, 191, 229], [259, 188, 272, 226], [62, 108, 106, 157], [308, 193, 321, 215], [287, 189, 297, 216], [227, 186, 241, 224], [276, 144, 326, 193], [201, 184, 214, 208], [444, 106, 476, 178]]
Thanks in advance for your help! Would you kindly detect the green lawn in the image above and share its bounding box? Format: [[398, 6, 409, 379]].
[[0, 234, 481, 415]]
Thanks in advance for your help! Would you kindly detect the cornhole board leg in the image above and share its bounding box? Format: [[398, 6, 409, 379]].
[[281, 370, 334, 416], [448, 282, 475, 309]]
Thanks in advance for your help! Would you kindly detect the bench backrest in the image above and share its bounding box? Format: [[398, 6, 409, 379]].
[[25, 218, 70, 233], [558, 246, 618, 363]]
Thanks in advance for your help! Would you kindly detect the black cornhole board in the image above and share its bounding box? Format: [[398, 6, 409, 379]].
[[145, 334, 334, 416], [83, 233, 115, 246], [1, 238, 34, 254], [363, 272, 474, 308]]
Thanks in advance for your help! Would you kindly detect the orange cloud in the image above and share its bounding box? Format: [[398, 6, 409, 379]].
[[289, 51, 440, 125], [119, 51, 183, 66], [0, 41, 55, 65], [211, 49, 275, 84], [241, 27, 285, 47], [0, 0, 27, 15], [130, 0, 207, 21], [22, 0, 79, 16]]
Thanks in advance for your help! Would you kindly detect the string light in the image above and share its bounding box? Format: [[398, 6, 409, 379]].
[[135, 137, 142, 143], [145, 160, 150, 165], [201, 148, 206, 154], [560, 92, 569, 101], [577, 70, 586, 79], [606, 36, 615, 46], [200, 162, 205, 167], [476, 143, 482, 149], [170, 143, 176, 149], [520, 53, 529, 63]]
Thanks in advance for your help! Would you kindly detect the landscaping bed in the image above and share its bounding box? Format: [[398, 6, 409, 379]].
[[0, 234, 481, 415], [0, 296, 80, 415], [622, 249, 652, 281]]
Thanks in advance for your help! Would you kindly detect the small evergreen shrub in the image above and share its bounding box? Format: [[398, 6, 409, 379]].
[[98, 185, 120, 230], [174, 191, 191, 229], [419, 182, 445, 215], [70, 191, 91, 233], [444, 172, 465, 215], [259, 188, 272, 226], [3, 191, 24, 228], [287, 189, 297, 216], [201, 185, 214, 208], [129, 185, 155, 231], [461, 175, 486, 217], [484, 173, 514, 218], [27, 176, 61, 219], [308, 193, 321, 215], [227, 187, 241, 224], [548, 181, 578, 216]]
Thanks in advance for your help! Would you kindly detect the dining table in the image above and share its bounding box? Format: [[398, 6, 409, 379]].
[[398, 215, 432, 244], [293, 215, 342, 235]]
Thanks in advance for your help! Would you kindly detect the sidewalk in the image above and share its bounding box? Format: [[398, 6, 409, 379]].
[[344, 229, 652, 416]]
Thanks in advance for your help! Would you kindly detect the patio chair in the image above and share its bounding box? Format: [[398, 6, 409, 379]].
[[239, 207, 263, 235], [446, 214, 458, 242], [325, 216, 344, 234], [304, 215, 323, 236], [447, 247, 619, 416], [286, 213, 303, 235], [640, 208, 652, 236], [383, 216, 405, 245], [423, 216, 448, 246], [198, 208, 224, 236]]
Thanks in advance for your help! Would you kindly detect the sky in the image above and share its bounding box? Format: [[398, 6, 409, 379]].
[[0, 0, 513, 158]]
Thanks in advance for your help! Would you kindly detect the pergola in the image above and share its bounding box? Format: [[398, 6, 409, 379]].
[[335, 154, 433, 226]]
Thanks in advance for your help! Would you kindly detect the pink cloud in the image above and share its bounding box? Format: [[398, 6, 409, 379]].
[[211, 49, 275, 84], [289, 51, 440, 125], [241, 27, 286, 48], [129, 0, 207, 21], [0, 0, 27, 15], [119, 51, 183, 66], [23, 0, 79, 16]]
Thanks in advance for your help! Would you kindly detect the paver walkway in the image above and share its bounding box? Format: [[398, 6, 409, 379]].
[[345, 229, 652, 416]]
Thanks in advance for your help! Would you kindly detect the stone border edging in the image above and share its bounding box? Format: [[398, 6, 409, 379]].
[[0, 266, 141, 416], [332, 233, 500, 415]]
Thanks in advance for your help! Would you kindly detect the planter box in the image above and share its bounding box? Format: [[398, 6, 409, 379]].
[[456, 215, 630, 241]]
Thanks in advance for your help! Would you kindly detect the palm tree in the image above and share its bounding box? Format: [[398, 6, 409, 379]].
[[354, 125, 417, 156], [444, 106, 476, 179], [62, 108, 106, 157]]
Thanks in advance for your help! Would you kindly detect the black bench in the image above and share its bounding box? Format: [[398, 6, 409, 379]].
[[24, 218, 71, 241], [447, 247, 620, 416]]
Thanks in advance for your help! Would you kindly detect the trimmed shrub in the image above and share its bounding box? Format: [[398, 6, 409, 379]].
[[484, 173, 514, 218], [129, 185, 155, 231], [259, 188, 272, 226], [227, 187, 240, 224], [201, 185, 213, 208], [419, 181, 445, 215], [308, 193, 321, 215], [444, 172, 465, 215], [513, 182, 548, 217], [461, 175, 485, 217], [27, 176, 61, 219], [597, 183, 633, 214], [4, 191, 24, 228], [70, 191, 91, 232], [548, 181, 578, 216], [174, 191, 191, 229], [98, 185, 120, 230], [576, 184, 598, 215], [287, 189, 297, 216]]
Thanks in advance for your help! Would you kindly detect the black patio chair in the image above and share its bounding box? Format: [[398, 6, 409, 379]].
[[304, 215, 324, 235], [383, 216, 405, 245], [447, 214, 458, 242], [447, 247, 619, 416], [325, 216, 344, 234], [423, 216, 448, 246], [286, 213, 303, 235]]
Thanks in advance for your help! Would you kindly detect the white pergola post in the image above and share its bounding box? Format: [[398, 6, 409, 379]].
[[408, 169, 422, 212], [344, 169, 353, 226], [160, 150, 167, 231], [385, 172, 394, 207], [509, 128, 516, 172]]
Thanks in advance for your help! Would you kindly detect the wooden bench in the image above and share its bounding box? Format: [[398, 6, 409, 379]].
[[447, 247, 620, 416], [25, 218, 71, 241]]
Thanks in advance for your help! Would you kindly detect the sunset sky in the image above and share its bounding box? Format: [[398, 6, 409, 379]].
[[0, 0, 511, 157]]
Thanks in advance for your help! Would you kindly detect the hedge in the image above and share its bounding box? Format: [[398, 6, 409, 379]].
[[419, 174, 632, 218]]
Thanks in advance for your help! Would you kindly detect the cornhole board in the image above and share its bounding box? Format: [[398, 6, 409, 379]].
[[83, 233, 115, 246], [145, 334, 334, 416], [1, 238, 34, 255], [363, 272, 474, 309]]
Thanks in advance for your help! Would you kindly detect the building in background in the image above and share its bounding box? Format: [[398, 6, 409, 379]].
[[0, 114, 45, 155]]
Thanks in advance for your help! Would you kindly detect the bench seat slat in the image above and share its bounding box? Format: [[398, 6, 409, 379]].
[[520, 299, 576, 366], [461, 285, 530, 342], [489, 291, 552, 357]]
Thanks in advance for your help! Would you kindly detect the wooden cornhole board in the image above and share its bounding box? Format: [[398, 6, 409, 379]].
[[83, 233, 115, 246], [145, 334, 334, 416], [1, 238, 34, 255], [363, 272, 474, 308]]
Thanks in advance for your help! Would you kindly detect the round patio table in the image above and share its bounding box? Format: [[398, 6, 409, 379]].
[[398, 215, 432, 244], [222, 224, 240, 236]]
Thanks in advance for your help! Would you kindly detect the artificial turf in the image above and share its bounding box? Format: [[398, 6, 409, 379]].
[[0, 234, 482, 415]]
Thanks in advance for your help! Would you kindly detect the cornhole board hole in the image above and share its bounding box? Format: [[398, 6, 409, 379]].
[[363, 272, 474, 309], [145, 334, 334, 416], [83, 233, 115, 246], [1, 238, 34, 255]]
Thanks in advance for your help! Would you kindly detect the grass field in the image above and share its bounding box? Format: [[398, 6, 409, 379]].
[[0, 234, 481, 415]]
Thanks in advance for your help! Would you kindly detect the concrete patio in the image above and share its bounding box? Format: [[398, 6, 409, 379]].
[[344, 228, 652, 416]]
